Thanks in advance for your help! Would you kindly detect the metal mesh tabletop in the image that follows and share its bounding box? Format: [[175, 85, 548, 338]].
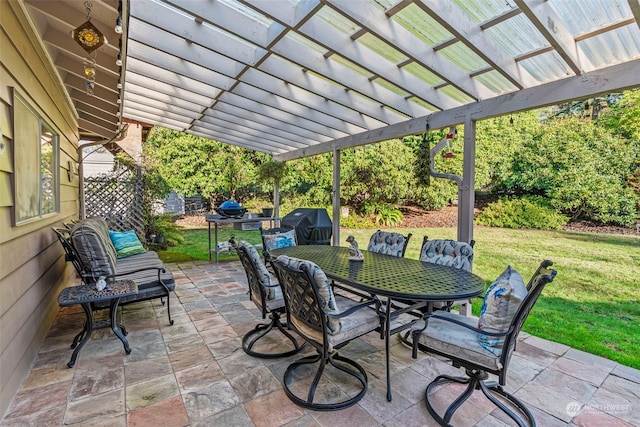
[[271, 246, 485, 301], [58, 280, 138, 307]]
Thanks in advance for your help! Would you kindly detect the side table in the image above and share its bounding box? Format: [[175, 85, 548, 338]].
[[58, 280, 138, 368]]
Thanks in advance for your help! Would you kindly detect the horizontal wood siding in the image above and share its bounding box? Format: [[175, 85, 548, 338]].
[[0, 1, 80, 419]]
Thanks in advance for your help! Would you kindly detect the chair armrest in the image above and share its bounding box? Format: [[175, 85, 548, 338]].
[[105, 266, 167, 278], [326, 298, 380, 319]]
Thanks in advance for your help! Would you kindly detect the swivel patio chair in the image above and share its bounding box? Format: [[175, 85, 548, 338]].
[[230, 238, 303, 359], [412, 260, 556, 427], [366, 229, 412, 257], [271, 255, 382, 411], [419, 236, 476, 314]]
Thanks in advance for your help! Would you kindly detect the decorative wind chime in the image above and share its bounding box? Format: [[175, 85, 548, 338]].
[[71, 1, 107, 96]]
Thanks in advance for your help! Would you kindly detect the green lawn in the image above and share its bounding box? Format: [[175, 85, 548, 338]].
[[159, 225, 640, 369]]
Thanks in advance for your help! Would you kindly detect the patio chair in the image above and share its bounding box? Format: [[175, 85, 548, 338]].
[[412, 260, 557, 427], [271, 255, 382, 411], [230, 238, 303, 359], [419, 236, 476, 314], [367, 229, 412, 257]]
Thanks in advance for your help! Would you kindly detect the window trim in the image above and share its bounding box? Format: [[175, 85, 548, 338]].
[[13, 90, 60, 225]]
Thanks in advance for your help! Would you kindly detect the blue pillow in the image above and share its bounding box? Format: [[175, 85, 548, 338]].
[[108, 230, 146, 258]]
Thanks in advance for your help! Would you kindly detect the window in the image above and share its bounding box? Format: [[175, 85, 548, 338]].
[[14, 91, 59, 224]]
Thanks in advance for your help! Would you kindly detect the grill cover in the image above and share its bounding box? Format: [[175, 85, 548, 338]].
[[281, 208, 332, 245]]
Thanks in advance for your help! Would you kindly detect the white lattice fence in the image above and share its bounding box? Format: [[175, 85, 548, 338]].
[[84, 170, 144, 236]]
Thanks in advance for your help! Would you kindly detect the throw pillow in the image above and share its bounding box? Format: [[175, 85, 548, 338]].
[[263, 228, 296, 251], [276, 255, 341, 334], [108, 230, 147, 258], [478, 265, 527, 355]]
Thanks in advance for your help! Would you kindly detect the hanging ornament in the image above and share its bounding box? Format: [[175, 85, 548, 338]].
[[71, 1, 107, 96], [443, 127, 456, 158]]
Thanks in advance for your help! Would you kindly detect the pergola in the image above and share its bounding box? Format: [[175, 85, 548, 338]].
[[24, 0, 640, 242]]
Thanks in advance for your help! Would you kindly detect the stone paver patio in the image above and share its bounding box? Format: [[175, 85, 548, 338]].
[[2, 260, 638, 426]]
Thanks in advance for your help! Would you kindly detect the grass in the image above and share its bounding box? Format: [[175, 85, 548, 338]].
[[158, 225, 640, 369]]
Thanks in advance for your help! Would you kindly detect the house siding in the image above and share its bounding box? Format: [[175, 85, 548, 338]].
[[0, 1, 80, 419]]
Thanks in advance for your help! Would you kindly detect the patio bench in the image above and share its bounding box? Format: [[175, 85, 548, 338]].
[[53, 217, 175, 325]]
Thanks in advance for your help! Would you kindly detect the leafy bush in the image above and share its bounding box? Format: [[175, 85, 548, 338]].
[[373, 203, 404, 227], [340, 213, 376, 228], [476, 197, 568, 230], [147, 213, 184, 249]]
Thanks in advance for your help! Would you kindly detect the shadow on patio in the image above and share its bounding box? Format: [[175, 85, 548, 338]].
[[2, 260, 638, 426]]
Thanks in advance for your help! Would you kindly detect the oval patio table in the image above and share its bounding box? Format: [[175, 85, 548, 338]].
[[271, 245, 486, 402]]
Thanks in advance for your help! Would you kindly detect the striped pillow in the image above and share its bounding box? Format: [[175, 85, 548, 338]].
[[109, 230, 147, 258]]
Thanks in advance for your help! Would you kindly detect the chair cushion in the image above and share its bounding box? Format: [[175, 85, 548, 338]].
[[294, 294, 379, 352], [276, 255, 341, 334], [263, 228, 297, 251], [238, 240, 276, 300], [478, 266, 527, 355], [71, 218, 117, 279], [420, 239, 474, 272], [109, 230, 147, 258], [367, 230, 407, 257], [416, 311, 502, 370]]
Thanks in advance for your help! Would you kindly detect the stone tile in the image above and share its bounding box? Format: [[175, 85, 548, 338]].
[[208, 336, 243, 359], [168, 344, 215, 372], [125, 373, 180, 411], [127, 396, 189, 427], [63, 388, 125, 425], [565, 348, 619, 370], [191, 404, 255, 427], [571, 406, 635, 427], [200, 324, 239, 344], [383, 365, 429, 404], [188, 307, 220, 321], [175, 361, 225, 392], [511, 340, 560, 367], [504, 353, 546, 391], [515, 381, 577, 423], [529, 364, 597, 402], [243, 389, 306, 427], [473, 414, 511, 427], [3, 380, 72, 419], [282, 415, 321, 427], [70, 354, 125, 400], [19, 364, 74, 391], [182, 379, 241, 422], [383, 401, 440, 427], [587, 375, 640, 425], [358, 376, 413, 424], [549, 356, 612, 387], [124, 330, 167, 363], [192, 314, 229, 332], [523, 335, 570, 356], [1, 404, 65, 427], [228, 365, 282, 403], [164, 333, 205, 354], [311, 402, 380, 426], [217, 349, 264, 378], [124, 355, 173, 386], [160, 321, 199, 339], [612, 363, 640, 384]]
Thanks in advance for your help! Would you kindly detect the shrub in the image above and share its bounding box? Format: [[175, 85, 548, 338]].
[[373, 203, 404, 227], [476, 196, 568, 230]]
